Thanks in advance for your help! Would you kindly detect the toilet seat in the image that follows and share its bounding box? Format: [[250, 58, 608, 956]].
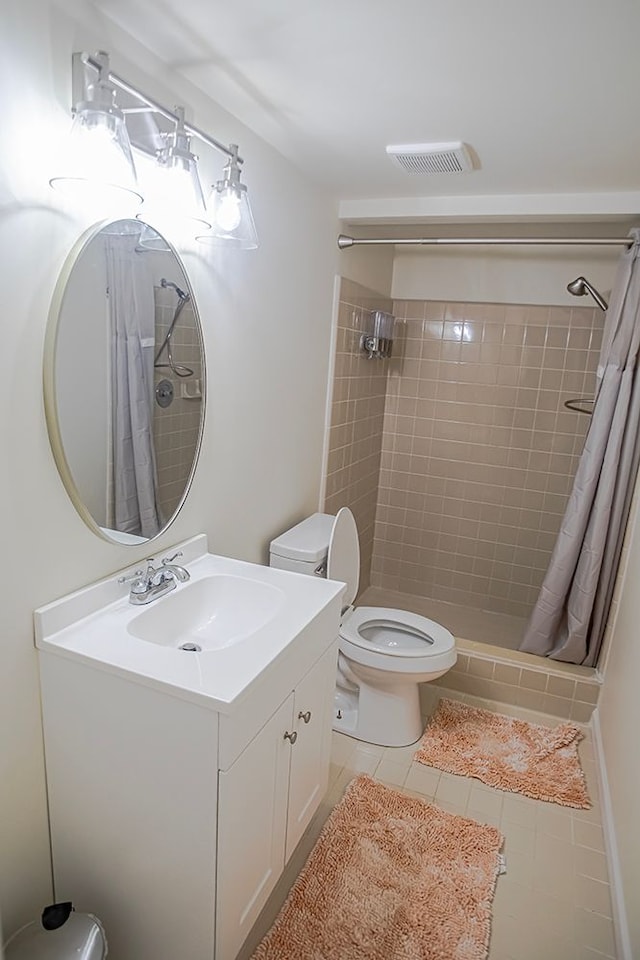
[[340, 605, 456, 675], [340, 605, 453, 655]]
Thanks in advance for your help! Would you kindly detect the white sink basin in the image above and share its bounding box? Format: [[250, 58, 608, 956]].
[[34, 534, 345, 711], [127, 575, 284, 651]]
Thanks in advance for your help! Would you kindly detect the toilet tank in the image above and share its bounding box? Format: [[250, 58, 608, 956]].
[[269, 513, 334, 576]]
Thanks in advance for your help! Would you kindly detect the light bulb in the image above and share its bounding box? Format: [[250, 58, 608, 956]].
[[138, 109, 210, 230], [144, 164, 208, 225], [216, 191, 242, 231], [198, 145, 259, 249]]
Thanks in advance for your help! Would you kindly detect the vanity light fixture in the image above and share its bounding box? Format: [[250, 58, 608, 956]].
[[197, 145, 259, 249], [51, 51, 258, 247], [50, 51, 142, 206]]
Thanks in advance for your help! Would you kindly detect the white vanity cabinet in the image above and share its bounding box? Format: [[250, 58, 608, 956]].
[[285, 644, 336, 860], [216, 645, 336, 960], [35, 540, 344, 960]]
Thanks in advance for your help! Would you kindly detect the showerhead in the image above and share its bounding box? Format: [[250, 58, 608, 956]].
[[160, 277, 189, 301], [567, 276, 608, 312]]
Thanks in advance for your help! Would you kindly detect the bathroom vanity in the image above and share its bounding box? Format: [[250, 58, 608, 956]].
[[35, 535, 344, 960]]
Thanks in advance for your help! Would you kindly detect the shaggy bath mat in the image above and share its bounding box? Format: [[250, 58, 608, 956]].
[[252, 774, 503, 960], [415, 698, 591, 809]]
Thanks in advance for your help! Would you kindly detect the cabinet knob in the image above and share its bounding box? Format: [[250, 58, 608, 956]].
[[283, 730, 297, 744], [298, 710, 312, 724]]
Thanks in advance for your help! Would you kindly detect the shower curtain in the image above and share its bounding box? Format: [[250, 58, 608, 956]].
[[106, 234, 161, 538], [520, 229, 640, 665]]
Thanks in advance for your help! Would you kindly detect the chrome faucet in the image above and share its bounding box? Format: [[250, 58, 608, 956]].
[[119, 552, 191, 605]]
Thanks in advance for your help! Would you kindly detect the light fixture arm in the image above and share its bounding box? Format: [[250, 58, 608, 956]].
[[73, 52, 243, 165], [160, 106, 195, 163], [213, 145, 246, 195], [76, 51, 121, 118]]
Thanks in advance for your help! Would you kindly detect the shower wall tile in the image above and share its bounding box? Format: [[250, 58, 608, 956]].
[[432, 644, 600, 720], [323, 278, 393, 590], [372, 300, 602, 618]]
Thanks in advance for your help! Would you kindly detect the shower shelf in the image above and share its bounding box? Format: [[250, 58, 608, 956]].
[[180, 379, 203, 399], [563, 397, 595, 415]]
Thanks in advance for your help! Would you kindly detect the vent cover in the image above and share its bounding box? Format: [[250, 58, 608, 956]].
[[386, 141, 473, 175]]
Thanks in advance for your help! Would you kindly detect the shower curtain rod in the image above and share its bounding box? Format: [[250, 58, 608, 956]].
[[337, 234, 632, 249]]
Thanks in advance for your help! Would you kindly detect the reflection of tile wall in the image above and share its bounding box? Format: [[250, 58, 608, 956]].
[[323, 279, 392, 591], [153, 287, 203, 524], [372, 301, 603, 617]]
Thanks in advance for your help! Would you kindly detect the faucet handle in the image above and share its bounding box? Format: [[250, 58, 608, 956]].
[[117, 569, 144, 585], [118, 558, 157, 587], [161, 551, 183, 565]]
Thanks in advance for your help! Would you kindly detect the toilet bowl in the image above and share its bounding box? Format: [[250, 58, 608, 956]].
[[269, 508, 456, 747]]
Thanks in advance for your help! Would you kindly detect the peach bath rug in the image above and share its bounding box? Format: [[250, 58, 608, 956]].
[[252, 774, 503, 960], [415, 698, 590, 808]]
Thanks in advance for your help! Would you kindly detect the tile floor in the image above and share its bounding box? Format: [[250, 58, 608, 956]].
[[238, 693, 616, 960], [327, 696, 616, 960]]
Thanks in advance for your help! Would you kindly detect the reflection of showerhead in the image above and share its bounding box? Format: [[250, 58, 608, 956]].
[[155, 278, 194, 377], [567, 276, 608, 312], [160, 277, 189, 301]]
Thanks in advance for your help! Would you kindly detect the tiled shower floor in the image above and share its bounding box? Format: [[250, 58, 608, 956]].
[[359, 585, 527, 650], [238, 695, 616, 960]]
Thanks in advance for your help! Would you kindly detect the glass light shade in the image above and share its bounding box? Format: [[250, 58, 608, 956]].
[[199, 183, 259, 249], [135, 222, 172, 252], [50, 104, 142, 207], [139, 151, 210, 230]]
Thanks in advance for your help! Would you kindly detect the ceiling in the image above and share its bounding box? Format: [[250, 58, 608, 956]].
[[98, 0, 640, 215]]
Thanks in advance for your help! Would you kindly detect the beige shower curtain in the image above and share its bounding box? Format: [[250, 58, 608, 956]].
[[520, 230, 640, 666]]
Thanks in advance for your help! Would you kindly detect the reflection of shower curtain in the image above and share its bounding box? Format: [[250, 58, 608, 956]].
[[520, 230, 640, 665], [106, 235, 161, 538]]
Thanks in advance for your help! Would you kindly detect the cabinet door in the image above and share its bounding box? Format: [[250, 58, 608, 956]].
[[216, 695, 294, 960], [285, 644, 337, 862]]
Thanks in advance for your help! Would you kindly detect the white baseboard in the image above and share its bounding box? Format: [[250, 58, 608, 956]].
[[590, 708, 632, 960]]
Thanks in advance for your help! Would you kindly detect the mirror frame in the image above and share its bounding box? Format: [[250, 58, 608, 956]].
[[43, 218, 206, 545]]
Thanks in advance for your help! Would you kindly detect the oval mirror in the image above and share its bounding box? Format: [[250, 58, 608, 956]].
[[44, 219, 206, 544]]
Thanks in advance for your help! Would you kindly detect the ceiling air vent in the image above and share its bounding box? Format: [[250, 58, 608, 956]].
[[386, 141, 473, 174]]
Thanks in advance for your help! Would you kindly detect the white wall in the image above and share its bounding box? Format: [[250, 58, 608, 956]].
[[392, 245, 621, 305], [55, 234, 109, 522], [0, 0, 338, 936], [598, 497, 640, 957]]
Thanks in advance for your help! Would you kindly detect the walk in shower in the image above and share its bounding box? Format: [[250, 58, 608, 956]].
[[323, 275, 605, 715]]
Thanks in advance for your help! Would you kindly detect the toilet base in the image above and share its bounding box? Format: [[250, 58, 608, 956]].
[[333, 688, 358, 738], [332, 677, 425, 748]]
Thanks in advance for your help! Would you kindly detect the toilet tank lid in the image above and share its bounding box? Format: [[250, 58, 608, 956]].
[[269, 513, 334, 562]]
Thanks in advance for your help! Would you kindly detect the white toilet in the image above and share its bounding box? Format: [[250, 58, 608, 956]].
[[269, 507, 456, 747]]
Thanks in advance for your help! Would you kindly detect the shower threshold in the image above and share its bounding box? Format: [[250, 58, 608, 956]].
[[358, 584, 600, 723]]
